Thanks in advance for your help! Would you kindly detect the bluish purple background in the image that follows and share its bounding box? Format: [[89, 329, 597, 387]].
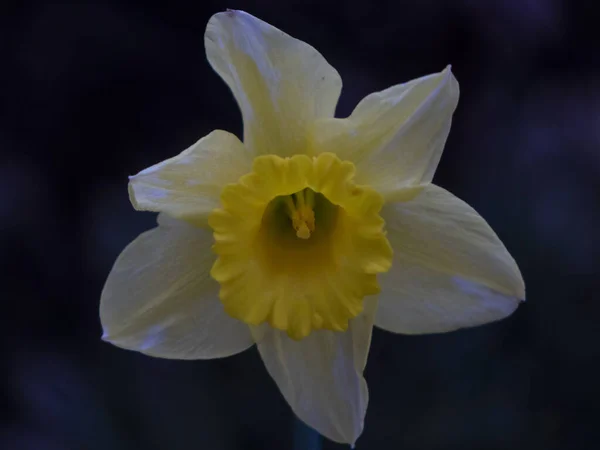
[[2, 1, 599, 449]]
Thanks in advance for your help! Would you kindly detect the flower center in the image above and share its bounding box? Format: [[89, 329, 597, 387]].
[[209, 153, 393, 340], [256, 189, 340, 278]]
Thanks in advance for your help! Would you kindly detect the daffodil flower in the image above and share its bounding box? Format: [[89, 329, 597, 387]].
[[100, 10, 525, 445]]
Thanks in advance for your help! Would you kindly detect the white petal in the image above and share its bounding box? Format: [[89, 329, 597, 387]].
[[205, 10, 342, 156], [377, 185, 524, 334], [252, 299, 377, 445], [128, 130, 253, 224], [311, 67, 458, 200], [100, 214, 253, 359]]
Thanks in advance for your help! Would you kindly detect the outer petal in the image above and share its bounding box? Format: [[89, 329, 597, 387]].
[[205, 10, 342, 156], [311, 67, 459, 201], [100, 214, 253, 359], [376, 185, 524, 334], [128, 130, 253, 225], [251, 299, 377, 445]]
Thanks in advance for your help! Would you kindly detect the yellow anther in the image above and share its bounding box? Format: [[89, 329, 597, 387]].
[[296, 222, 311, 239]]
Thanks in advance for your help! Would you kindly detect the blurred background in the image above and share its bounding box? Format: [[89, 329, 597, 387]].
[[2, 0, 599, 449]]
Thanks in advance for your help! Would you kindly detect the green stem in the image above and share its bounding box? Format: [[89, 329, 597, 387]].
[[293, 417, 322, 450]]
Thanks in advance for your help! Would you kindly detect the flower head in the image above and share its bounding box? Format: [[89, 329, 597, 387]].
[[101, 10, 525, 445]]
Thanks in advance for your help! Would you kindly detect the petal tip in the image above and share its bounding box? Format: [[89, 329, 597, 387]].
[[212, 8, 250, 24], [518, 284, 526, 303], [510, 264, 526, 302], [441, 64, 457, 85], [127, 181, 141, 210]]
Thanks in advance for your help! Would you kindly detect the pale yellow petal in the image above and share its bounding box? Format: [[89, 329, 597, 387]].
[[376, 185, 524, 333], [205, 10, 342, 156], [100, 214, 253, 359], [128, 130, 253, 225], [252, 298, 377, 445], [311, 67, 458, 201]]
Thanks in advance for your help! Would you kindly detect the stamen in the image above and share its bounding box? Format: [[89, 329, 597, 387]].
[[285, 189, 316, 239], [294, 190, 306, 209], [305, 188, 314, 208], [284, 196, 297, 217]]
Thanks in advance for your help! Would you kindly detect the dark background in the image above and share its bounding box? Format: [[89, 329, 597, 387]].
[[2, 0, 600, 449]]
